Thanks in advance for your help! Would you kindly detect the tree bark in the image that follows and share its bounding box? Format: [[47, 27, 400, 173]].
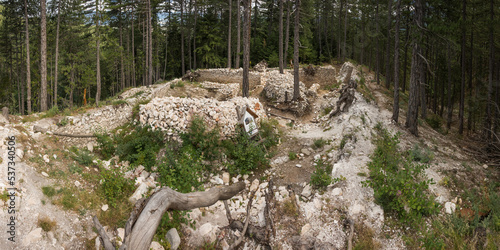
[[485, 0, 494, 140], [94, 182, 245, 250], [392, 0, 401, 123], [242, 0, 252, 97], [406, 0, 424, 136], [180, 0, 185, 75], [458, 0, 466, 134], [284, 0, 290, 68], [338, 0, 344, 61], [279, 0, 284, 73], [40, 0, 48, 111], [446, 44, 453, 129], [385, 0, 392, 89], [24, 0, 31, 114], [227, 0, 232, 69], [293, 0, 300, 101], [375, 0, 380, 85], [147, 0, 153, 86], [54, 0, 61, 108], [119, 2, 125, 90], [96, 0, 101, 105], [235, 0, 241, 68]]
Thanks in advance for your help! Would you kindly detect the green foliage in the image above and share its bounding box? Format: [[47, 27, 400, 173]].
[[223, 127, 269, 175], [288, 152, 297, 160], [114, 125, 165, 170], [71, 149, 94, 166], [324, 81, 340, 91], [111, 100, 127, 106], [180, 116, 221, 161], [313, 138, 327, 149], [61, 190, 77, 210], [340, 134, 354, 150], [42, 106, 60, 118], [170, 81, 186, 89], [258, 119, 281, 149], [310, 159, 333, 188], [42, 186, 56, 198], [132, 99, 151, 121], [157, 145, 204, 193], [57, 117, 69, 127], [95, 133, 116, 159], [363, 126, 439, 223], [68, 164, 83, 174], [100, 168, 134, 208], [409, 144, 434, 163], [425, 114, 443, 129], [38, 217, 57, 232]]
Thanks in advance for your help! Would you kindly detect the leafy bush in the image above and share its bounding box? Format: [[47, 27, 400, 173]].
[[38, 217, 57, 232], [42, 106, 59, 118], [259, 119, 281, 149], [95, 133, 116, 159], [42, 186, 56, 198], [115, 125, 165, 170], [313, 138, 327, 149], [363, 126, 439, 223], [157, 145, 204, 193], [288, 152, 297, 160], [310, 159, 333, 188], [409, 144, 434, 163], [224, 127, 268, 174], [100, 168, 134, 208], [425, 114, 442, 129], [180, 117, 221, 161], [71, 149, 94, 166]]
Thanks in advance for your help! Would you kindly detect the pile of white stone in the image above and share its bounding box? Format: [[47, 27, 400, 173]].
[[262, 71, 309, 102], [201, 81, 239, 99], [139, 96, 266, 137]]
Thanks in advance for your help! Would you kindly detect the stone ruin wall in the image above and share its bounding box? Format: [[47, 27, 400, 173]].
[[195, 68, 261, 90]]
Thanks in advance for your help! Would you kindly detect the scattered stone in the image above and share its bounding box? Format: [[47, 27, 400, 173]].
[[211, 176, 224, 185], [296, 164, 302, 168], [301, 148, 311, 156], [41, 172, 49, 177], [22, 228, 43, 246], [87, 142, 94, 152], [313, 154, 321, 161], [165, 228, 181, 250], [483, 164, 488, 169], [117, 228, 125, 241], [301, 184, 313, 198], [350, 204, 365, 215], [222, 172, 230, 184], [101, 204, 109, 211], [331, 188, 342, 196], [150, 241, 164, 250], [129, 183, 149, 203], [75, 181, 81, 188], [250, 179, 260, 192], [301, 223, 312, 237], [16, 149, 24, 159], [43, 154, 50, 163], [445, 202, 456, 214]]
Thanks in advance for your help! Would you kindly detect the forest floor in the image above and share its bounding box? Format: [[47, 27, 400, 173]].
[[0, 61, 498, 249]]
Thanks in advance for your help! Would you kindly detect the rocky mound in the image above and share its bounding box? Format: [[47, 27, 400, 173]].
[[139, 97, 266, 137]]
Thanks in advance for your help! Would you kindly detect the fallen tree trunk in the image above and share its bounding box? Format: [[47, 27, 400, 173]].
[[94, 182, 246, 250]]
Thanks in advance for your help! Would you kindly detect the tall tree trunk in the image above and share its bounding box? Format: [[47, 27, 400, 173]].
[[284, 0, 290, 68], [292, 0, 300, 101], [120, 3, 125, 90], [24, 0, 31, 114], [338, 0, 344, 61], [343, 0, 347, 63], [279, 0, 284, 73], [96, 0, 101, 105], [467, 28, 473, 132], [147, 0, 153, 86], [132, 11, 136, 87], [227, 0, 232, 69], [375, 0, 380, 85], [392, 0, 401, 123], [193, 2, 198, 70], [235, 0, 241, 68], [402, 22, 409, 92], [485, 0, 494, 140], [54, 0, 60, 108], [180, 0, 185, 75], [458, 0, 466, 134], [406, 0, 424, 136], [385, 0, 392, 89], [40, 0, 48, 111], [242, 0, 252, 97], [446, 44, 453, 129]]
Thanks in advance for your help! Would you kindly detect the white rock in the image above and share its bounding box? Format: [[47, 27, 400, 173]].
[[165, 228, 181, 250], [296, 164, 302, 168], [198, 223, 213, 236], [445, 202, 456, 214], [301, 185, 313, 198], [22, 228, 43, 246], [117, 228, 125, 241], [250, 179, 260, 192], [53, 154, 57, 159], [43, 155, 50, 163], [327, 153, 334, 158], [483, 164, 488, 169], [222, 172, 230, 184], [129, 183, 149, 203], [75, 181, 81, 188], [16, 149, 24, 159], [41, 172, 49, 177], [211, 176, 224, 185], [150, 241, 164, 250], [331, 188, 342, 196], [350, 204, 365, 215], [301, 223, 312, 237], [102, 204, 109, 211], [314, 154, 321, 161]]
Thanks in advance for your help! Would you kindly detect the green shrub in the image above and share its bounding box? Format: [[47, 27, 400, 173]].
[[95, 133, 116, 159], [42, 106, 59, 118], [42, 186, 56, 198], [180, 117, 221, 162], [68, 164, 83, 174], [100, 168, 134, 208], [409, 144, 434, 163], [157, 145, 204, 193], [224, 127, 268, 174], [115, 125, 165, 170], [71, 149, 94, 166], [258, 119, 281, 149], [363, 126, 439, 223], [61, 190, 77, 210], [57, 117, 69, 127], [112, 100, 128, 106], [132, 99, 151, 121], [313, 138, 327, 149], [288, 152, 297, 160], [310, 159, 333, 188], [425, 114, 442, 129], [340, 134, 354, 150]]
